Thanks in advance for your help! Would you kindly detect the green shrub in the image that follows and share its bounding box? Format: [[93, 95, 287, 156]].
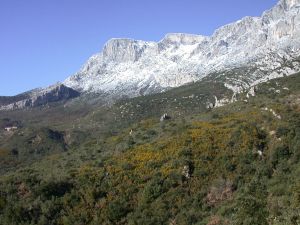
[[276, 126, 290, 138]]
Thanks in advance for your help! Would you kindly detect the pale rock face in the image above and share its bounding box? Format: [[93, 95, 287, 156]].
[[63, 0, 300, 97], [281, 0, 300, 10], [213, 96, 232, 108], [0, 84, 80, 111], [102, 38, 150, 62]]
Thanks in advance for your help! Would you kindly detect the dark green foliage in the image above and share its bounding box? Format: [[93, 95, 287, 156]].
[[107, 198, 131, 223], [276, 126, 290, 138], [36, 180, 73, 199], [141, 177, 164, 205], [271, 144, 291, 168], [233, 177, 269, 225]]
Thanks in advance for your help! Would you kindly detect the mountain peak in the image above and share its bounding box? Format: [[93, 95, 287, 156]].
[[102, 38, 151, 62], [161, 33, 207, 45]]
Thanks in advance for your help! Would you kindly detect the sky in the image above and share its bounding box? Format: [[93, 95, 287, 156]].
[[0, 0, 278, 96]]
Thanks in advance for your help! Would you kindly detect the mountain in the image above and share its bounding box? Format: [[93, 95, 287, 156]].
[[64, 0, 300, 97], [0, 0, 299, 111], [0, 84, 80, 111]]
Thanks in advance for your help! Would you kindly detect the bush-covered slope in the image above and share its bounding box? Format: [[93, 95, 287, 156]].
[[0, 73, 299, 225]]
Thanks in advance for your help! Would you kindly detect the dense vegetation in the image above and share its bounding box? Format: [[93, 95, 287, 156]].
[[0, 73, 299, 224]]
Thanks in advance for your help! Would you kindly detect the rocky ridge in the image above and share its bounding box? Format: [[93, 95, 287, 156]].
[[0, 84, 80, 111], [64, 0, 300, 97]]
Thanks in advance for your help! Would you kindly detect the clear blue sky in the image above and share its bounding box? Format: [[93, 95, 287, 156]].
[[0, 0, 278, 96]]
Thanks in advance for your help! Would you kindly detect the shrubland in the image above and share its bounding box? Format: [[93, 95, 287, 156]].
[[0, 73, 299, 224]]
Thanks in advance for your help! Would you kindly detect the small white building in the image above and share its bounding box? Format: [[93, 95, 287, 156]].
[[4, 126, 18, 132]]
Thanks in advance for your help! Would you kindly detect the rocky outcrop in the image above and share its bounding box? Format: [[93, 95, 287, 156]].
[[160, 113, 171, 122], [0, 84, 80, 111]]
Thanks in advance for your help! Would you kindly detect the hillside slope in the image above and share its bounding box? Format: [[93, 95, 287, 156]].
[[0, 73, 299, 225]]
